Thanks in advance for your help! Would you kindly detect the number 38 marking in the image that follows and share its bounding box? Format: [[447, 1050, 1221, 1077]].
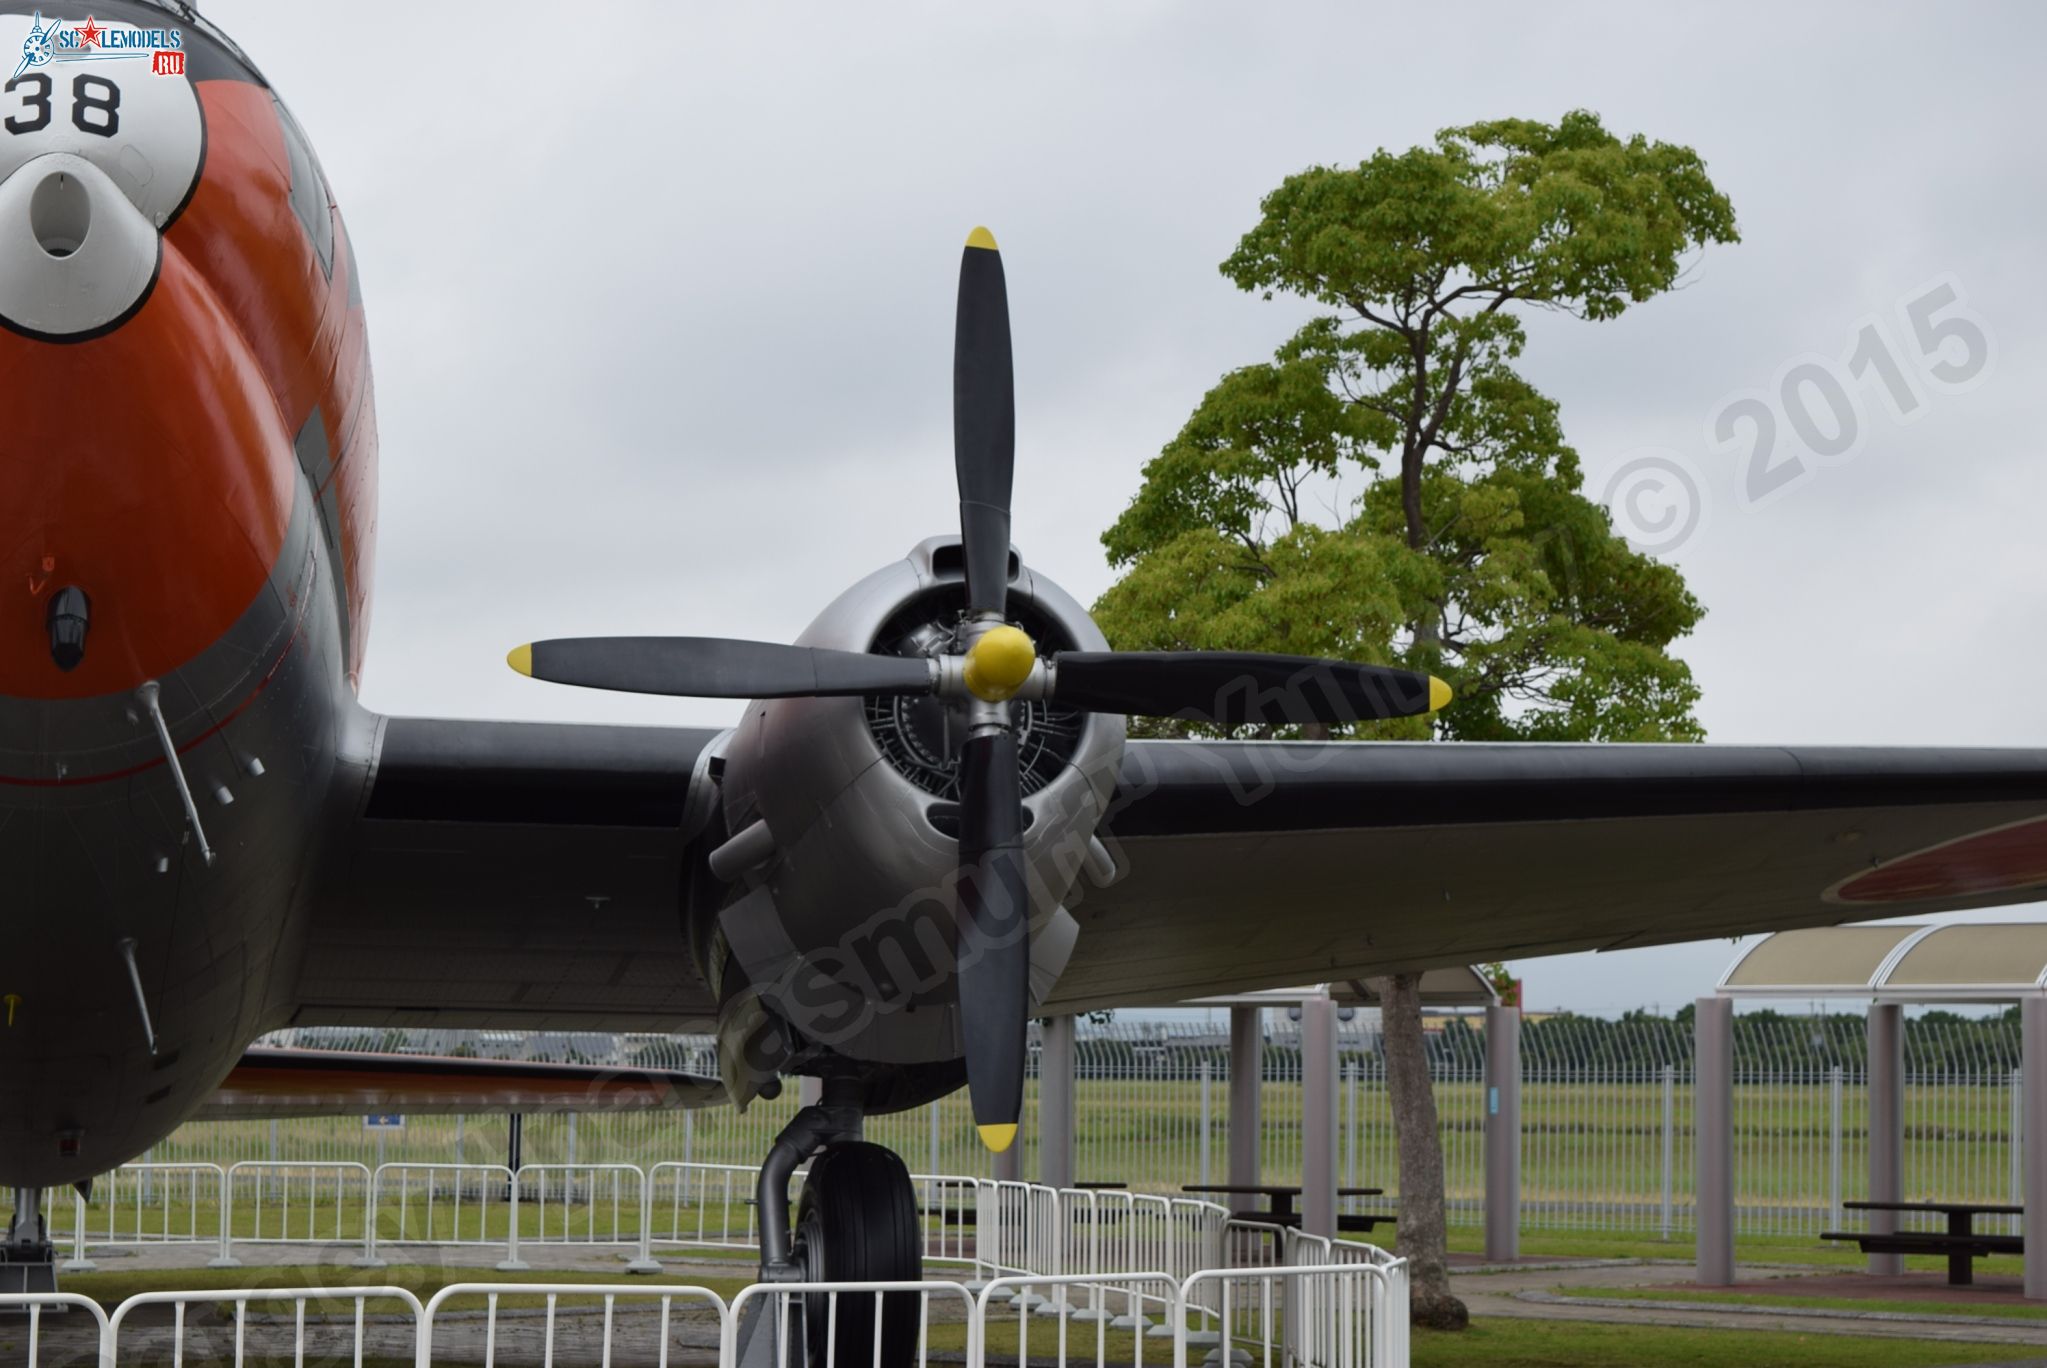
[[3, 73, 122, 137]]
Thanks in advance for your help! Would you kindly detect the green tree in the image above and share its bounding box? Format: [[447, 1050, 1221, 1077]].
[[1097, 110, 1737, 1328]]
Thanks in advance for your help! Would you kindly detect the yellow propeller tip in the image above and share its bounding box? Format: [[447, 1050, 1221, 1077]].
[[965, 225, 999, 251], [977, 1123, 1018, 1153], [1428, 676, 1453, 712], [507, 644, 534, 677]]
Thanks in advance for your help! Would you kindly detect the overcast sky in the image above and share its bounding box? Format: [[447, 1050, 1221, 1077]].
[[206, 1, 2047, 1016]]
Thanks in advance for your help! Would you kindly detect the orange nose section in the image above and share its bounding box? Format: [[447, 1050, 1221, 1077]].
[[0, 236, 294, 701]]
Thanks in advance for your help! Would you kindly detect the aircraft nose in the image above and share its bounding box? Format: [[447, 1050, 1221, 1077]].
[[0, 152, 160, 340]]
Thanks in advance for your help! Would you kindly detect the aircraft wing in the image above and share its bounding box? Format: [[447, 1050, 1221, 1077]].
[[291, 716, 726, 1033], [198, 1047, 723, 1119], [1042, 739, 2047, 1013]]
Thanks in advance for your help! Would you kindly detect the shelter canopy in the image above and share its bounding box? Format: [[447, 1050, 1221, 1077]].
[[1719, 922, 2047, 1002]]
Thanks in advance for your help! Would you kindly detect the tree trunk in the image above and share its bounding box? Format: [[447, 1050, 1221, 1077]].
[[1374, 971, 1469, 1330]]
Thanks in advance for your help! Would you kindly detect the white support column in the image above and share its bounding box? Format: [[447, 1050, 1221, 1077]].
[[798, 1077, 823, 1107], [1484, 1002, 1521, 1262], [2024, 998, 2047, 1300], [1868, 1002, 1904, 1277], [1301, 996, 1338, 1239], [1694, 995, 1735, 1286], [1039, 1014, 1077, 1190], [1229, 1006, 1263, 1190]]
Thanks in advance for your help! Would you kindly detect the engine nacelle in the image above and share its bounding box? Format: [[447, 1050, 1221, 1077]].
[[704, 537, 1124, 1107]]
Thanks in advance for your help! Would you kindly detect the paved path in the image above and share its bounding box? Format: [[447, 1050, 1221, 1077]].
[[1450, 1258, 2047, 1350]]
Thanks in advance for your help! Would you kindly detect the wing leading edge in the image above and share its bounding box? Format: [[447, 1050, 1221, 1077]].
[[1043, 739, 2047, 1013], [201, 1048, 724, 1119]]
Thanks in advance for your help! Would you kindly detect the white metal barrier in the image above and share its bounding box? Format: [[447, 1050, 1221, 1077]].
[[56, 1162, 226, 1272], [515, 1161, 649, 1253], [727, 1278, 978, 1368], [12, 1198, 1408, 1367], [104, 1285, 426, 1368], [647, 1160, 775, 1254], [364, 1161, 524, 1269], [914, 1173, 983, 1274], [217, 1160, 374, 1267], [419, 1281, 729, 1368], [0, 1293, 108, 1368], [979, 1270, 1180, 1360]]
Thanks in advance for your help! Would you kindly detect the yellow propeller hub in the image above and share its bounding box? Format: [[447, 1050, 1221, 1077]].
[[963, 625, 1036, 702]]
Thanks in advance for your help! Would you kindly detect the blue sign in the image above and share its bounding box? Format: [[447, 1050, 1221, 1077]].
[[364, 1114, 405, 1129]]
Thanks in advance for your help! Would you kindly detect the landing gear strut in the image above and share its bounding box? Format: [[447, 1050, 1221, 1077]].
[[1, 1186, 56, 1296], [746, 1080, 921, 1368]]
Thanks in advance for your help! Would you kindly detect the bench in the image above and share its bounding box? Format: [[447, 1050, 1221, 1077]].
[[1820, 1229, 2022, 1286]]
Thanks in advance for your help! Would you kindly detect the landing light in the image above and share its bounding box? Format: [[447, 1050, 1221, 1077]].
[[47, 586, 89, 671]]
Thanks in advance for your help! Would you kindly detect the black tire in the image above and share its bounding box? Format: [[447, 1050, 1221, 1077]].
[[793, 1142, 922, 1368]]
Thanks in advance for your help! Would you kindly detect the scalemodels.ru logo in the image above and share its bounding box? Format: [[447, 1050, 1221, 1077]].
[[13, 10, 184, 81]]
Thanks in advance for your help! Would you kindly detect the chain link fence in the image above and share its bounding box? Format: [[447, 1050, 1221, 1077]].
[[132, 1009, 2024, 1240]]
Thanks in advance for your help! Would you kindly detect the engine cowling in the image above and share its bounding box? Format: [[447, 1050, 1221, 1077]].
[[702, 537, 1124, 1108]]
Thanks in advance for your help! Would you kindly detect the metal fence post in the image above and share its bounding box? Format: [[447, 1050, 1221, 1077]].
[[929, 1101, 940, 1177], [2012, 1067, 2024, 1226], [497, 1170, 529, 1272], [1198, 1061, 1212, 1189], [567, 1113, 578, 1168], [1660, 1064, 1674, 1241], [61, 1189, 96, 1272], [629, 1165, 661, 1274], [207, 1165, 240, 1268], [356, 1165, 387, 1268], [1830, 1065, 1845, 1231], [1344, 1061, 1358, 1196]]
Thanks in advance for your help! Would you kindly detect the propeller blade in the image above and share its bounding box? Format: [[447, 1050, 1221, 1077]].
[[1052, 651, 1451, 727], [508, 637, 934, 699], [954, 226, 1015, 619], [955, 727, 1029, 1152]]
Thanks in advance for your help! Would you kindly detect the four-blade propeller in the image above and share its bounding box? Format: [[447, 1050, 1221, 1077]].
[[507, 228, 1450, 1151]]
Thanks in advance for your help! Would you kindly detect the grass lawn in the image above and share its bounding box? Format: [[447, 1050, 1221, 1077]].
[[957, 1316, 2047, 1366], [1412, 1318, 2047, 1366], [134, 1075, 2027, 1224]]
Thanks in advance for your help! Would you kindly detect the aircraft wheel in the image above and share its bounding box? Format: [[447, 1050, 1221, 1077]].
[[793, 1141, 922, 1368]]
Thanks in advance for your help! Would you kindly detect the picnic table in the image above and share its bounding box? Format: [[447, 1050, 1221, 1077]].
[[1181, 1183, 1389, 1232], [1824, 1200, 2023, 1286]]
